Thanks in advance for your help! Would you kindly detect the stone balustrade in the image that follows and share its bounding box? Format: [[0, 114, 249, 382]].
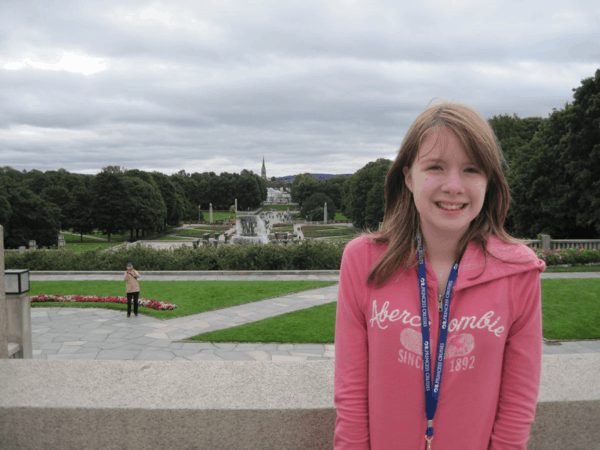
[[3, 292, 32, 359], [0, 355, 598, 449]]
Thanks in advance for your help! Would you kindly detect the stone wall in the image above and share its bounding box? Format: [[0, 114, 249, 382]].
[[0, 355, 599, 449]]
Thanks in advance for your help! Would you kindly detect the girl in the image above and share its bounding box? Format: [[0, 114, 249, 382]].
[[333, 99, 546, 449]]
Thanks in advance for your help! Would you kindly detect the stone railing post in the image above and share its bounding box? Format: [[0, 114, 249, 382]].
[[6, 288, 32, 359], [0, 226, 8, 358], [542, 234, 551, 251]]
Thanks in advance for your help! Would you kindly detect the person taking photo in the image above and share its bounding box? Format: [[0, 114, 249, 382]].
[[124, 262, 141, 317]]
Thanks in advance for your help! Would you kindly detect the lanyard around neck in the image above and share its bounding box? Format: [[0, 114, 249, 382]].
[[416, 232, 460, 448]]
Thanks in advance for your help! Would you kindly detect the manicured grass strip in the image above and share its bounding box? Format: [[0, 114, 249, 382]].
[[334, 212, 348, 220], [302, 227, 357, 238], [262, 205, 295, 211], [154, 236, 196, 241], [201, 211, 236, 221], [65, 243, 123, 253], [187, 225, 232, 230], [188, 278, 600, 344], [176, 228, 231, 237], [272, 226, 294, 233], [29, 281, 337, 319], [63, 234, 105, 243], [538, 278, 600, 340], [92, 233, 129, 242], [187, 302, 337, 345]]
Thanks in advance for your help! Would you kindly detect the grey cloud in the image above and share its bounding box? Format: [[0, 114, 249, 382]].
[[0, 0, 598, 176]]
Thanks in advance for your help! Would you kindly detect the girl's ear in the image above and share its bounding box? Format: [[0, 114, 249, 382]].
[[403, 166, 413, 193]]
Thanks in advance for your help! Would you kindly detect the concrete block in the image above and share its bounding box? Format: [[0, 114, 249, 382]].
[[0, 355, 598, 449]]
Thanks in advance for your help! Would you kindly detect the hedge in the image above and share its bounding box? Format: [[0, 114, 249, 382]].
[[6, 241, 599, 272], [4, 240, 348, 271]]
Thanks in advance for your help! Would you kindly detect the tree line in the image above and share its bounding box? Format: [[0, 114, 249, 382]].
[[0, 166, 267, 248], [2, 69, 598, 248], [292, 69, 600, 241]]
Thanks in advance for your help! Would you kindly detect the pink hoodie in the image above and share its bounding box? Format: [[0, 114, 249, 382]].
[[334, 234, 546, 450]]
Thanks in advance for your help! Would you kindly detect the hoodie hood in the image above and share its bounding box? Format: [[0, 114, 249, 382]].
[[382, 233, 546, 291]]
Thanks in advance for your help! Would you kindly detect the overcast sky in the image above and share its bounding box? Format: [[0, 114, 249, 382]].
[[1, 1, 598, 178]]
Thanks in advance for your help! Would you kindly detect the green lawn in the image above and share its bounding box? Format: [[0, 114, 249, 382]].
[[175, 227, 231, 238], [302, 226, 357, 238], [200, 211, 236, 221], [334, 212, 348, 221], [91, 233, 129, 242], [262, 205, 296, 211], [65, 243, 123, 253], [63, 233, 106, 243], [324, 236, 357, 242], [272, 225, 294, 233], [28, 270, 600, 344], [154, 236, 196, 241], [186, 277, 600, 344], [29, 281, 337, 321]]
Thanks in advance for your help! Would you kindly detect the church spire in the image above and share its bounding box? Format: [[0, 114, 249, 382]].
[[261, 155, 267, 180]]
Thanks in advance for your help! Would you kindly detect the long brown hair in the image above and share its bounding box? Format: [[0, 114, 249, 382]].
[[367, 98, 533, 286]]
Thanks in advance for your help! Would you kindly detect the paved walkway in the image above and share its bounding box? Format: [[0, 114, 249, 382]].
[[30, 272, 600, 361]]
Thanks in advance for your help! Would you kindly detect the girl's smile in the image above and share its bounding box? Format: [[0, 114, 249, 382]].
[[403, 126, 488, 262]]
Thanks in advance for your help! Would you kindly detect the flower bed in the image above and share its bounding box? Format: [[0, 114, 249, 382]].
[[30, 294, 178, 311], [534, 247, 600, 267]]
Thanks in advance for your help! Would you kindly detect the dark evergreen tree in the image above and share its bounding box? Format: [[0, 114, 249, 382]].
[[342, 158, 391, 230], [3, 184, 61, 248], [506, 69, 600, 240], [301, 193, 336, 221], [291, 173, 319, 207], [152, 171, 185, 227], [91, 171, 129, 241]]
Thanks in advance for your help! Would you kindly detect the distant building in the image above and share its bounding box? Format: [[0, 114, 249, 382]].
[[264, 187, 292, 204], [261, 156, 267, 180]]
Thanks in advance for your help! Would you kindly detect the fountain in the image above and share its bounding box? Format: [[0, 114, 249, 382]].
[[230, 215, 268, 245]]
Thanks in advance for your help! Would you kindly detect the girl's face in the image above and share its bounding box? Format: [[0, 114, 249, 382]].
[[403, 127, 488, 241]]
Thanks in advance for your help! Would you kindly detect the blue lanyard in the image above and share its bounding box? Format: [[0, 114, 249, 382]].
[[416, 232, 460, 449]]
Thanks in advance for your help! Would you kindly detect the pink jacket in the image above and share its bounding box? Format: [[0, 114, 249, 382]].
[[334, 234, 546, 450]]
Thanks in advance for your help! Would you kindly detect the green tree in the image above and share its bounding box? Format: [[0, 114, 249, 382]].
[[124, 169, 168, 235], [342, 158, 391, 229], [214, 172, 236, 210], [320, 176, 347, 212], [3, 184, 61, 248], [489, 113, 544, 168], [66, 176, 95, 241], [91, 171, 129, 241], [152, 171, 185, 227], [123, 176, 167, 239], [235, 170, 265, 210], [506, 69, 600, 240], [40, 184, 72, 230], [301, 193, 336, 221], [101, 165, 128, 174], [170, 171, 199, 221], [0, 179, 13, 236], [291, 173, 319, 207], [23, 169, 50, 195]]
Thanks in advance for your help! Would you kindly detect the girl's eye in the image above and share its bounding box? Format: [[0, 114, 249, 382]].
[[428, 165, 478, 173]]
